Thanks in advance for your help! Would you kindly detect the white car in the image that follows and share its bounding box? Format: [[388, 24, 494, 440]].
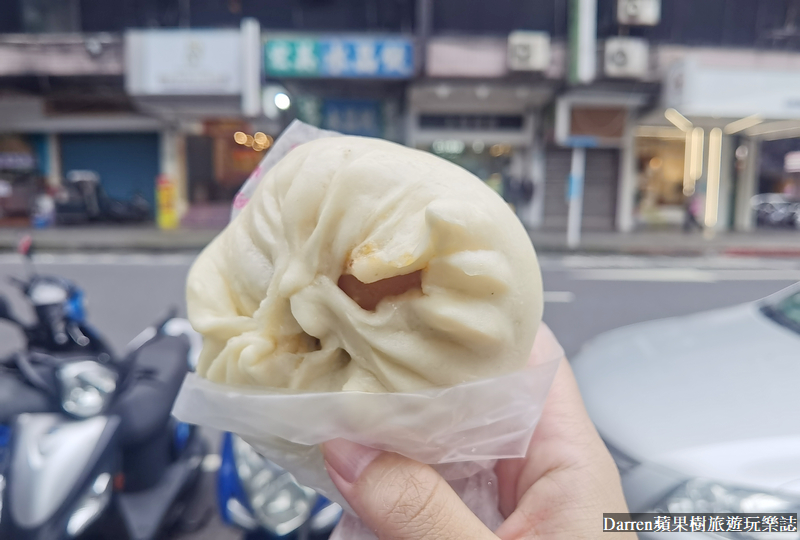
[[572, 284, 800, 538]]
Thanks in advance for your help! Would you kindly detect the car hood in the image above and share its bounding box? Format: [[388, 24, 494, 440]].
[[572, 302, 800, 489]]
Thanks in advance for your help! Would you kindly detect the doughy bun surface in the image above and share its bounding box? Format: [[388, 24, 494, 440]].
[[187, 136, 543, 392]]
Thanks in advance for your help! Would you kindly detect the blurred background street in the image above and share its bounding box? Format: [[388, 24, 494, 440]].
[[3, 251, 799, 358], [1, 251, 797, 538], [2, 0, 800, 537]]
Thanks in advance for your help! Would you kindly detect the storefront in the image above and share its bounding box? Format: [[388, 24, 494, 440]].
[[124, 22, 263, 228], [407, 86, 543, 217], [263, 34, 415, 143], [751, 138, 800, 229], [59, 133, 160, 214], [407, 34, 560, 229], [187, 120, 267, 205], [657, 59, 800, 232], [0, 134, 47, 224], [551, 91, 650, 236], [0, 92, 164, 227], [632, 126, 688, 228], [759, 140, 800, 197]]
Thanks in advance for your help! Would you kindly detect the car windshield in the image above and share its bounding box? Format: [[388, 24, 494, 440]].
[[762, 290, 800, 336]]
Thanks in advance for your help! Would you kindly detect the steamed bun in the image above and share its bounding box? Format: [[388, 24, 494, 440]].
[[186, 136, 543, 392]]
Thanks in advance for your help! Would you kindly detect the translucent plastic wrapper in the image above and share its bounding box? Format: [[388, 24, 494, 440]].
[[173, 327, 562, 536], [173, 120, 564, 538]]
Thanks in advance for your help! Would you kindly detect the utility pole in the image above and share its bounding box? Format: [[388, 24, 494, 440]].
[[416, 0, 432, 74]]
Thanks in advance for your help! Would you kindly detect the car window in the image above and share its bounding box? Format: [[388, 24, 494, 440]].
[[762, 291, 800, 335]]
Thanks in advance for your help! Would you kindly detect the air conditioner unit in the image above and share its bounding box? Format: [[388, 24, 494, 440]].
[[604, 37, 649, 79], [617, 0, 661, 26], [507, 31, 551, 72]]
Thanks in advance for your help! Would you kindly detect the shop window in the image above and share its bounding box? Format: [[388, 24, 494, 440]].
[[635, 135, 687, 227]]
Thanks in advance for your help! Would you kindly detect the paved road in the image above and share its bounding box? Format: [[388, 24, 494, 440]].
[[537, 254, 800, 357], [0, 252, 798, 539]]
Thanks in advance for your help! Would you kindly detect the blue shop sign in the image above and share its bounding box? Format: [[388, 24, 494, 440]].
[[321, 99, 383, 137]]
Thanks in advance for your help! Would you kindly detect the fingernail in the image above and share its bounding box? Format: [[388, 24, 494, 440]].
[[323, 439, 382, 484]]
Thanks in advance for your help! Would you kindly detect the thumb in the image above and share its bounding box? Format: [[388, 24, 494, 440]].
[[323, 439, 497, 540]]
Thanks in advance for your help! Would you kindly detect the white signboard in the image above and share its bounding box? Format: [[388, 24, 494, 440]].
[[125, 30, 242, 96], [785, 151, 800, 173], [426, 38, 507, 78], [664, 60, 800, 119]]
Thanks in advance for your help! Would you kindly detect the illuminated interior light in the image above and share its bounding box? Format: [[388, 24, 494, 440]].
[[723, 115, 763, 135], [683, 129, 695, 196], [664, 108, 693, 132], [690, 127, 704, 182]]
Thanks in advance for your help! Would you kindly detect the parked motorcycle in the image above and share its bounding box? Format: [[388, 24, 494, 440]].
[[0, 239, 207, 540], [751, 193, 800, 228], [55, 170, 151, 225], [217, 433, 342, 540]]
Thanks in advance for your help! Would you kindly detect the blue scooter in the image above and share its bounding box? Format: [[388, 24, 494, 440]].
[[0, 238, 209, 539], [217, 432, 342, 539]]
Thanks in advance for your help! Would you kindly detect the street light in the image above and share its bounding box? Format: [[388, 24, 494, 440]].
[[262, 85, 291, 119], [274, 92, 291, 111]]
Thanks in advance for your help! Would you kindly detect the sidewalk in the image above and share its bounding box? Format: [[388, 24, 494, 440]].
[[0, 225, 798, 257], [0, 225, 219, 252], [528, 230, 800, 257]]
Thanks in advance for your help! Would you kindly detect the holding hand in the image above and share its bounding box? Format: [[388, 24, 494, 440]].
[[323, 324, 635, 540]]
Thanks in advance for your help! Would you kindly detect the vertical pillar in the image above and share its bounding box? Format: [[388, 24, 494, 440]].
[[528, 119, 546, 230], [734, 136, 759, 231], [569, 0, 597, 84], [716, 132, 734, 231], [616, 113, 636, 232], [159, 130, 188, 228], [416, 0, 433, 74], [704, 128, 723, 232], [567, 146, 586, 248], [241, 18, 262, 118], [46, 133, 62, 189]]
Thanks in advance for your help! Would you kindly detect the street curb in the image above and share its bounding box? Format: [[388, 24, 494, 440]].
[[723, 248, 800, 258], [0, 229, 221, 253], [1, 227, 798, 257]]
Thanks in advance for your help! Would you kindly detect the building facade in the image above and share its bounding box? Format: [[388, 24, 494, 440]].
[[1, 0, 800, 235]]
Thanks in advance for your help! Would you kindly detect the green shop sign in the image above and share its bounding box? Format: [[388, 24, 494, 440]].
[[264, 37, 414, 78]]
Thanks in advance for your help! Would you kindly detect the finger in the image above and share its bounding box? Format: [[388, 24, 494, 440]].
[[496, 323, 566, 517], [323, 439, 498, 540], [527, 322, 565, 368]]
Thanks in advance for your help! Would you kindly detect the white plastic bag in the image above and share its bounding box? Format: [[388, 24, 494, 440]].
[[173, 120, 563, 538], [172, 331, 561, 534]]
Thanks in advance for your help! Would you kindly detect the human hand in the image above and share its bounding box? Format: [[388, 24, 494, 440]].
[[322, 324, 635, 540]]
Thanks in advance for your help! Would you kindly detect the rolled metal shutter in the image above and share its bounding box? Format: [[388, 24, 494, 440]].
[[543, 148, 619, 231]]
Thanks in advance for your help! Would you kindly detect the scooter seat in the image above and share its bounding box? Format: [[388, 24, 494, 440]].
[[110, 334, 189, 445]]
